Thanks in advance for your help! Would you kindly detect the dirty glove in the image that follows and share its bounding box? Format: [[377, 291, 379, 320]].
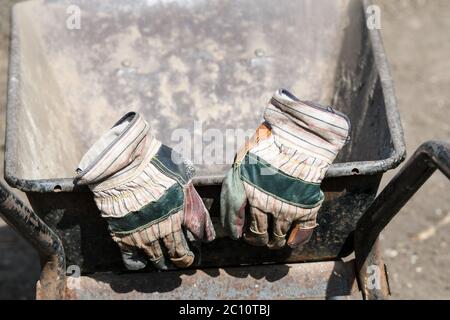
[[220, 89, 350, 249], [75, 112, 215, 270]]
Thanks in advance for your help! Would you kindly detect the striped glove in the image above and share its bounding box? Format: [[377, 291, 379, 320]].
[[75, 112, 215, 270], [220, 89, 350, 249]]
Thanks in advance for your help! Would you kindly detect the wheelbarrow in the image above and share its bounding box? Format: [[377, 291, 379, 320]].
[[2, 0, 440, 299]]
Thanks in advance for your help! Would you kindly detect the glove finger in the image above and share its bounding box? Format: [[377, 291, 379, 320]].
[[159, 211, 194, 268], [112, 235, 147, 271], [268, 202, 295, 250], [161, 228, 195, 268], [139, 226, 169, 270], [286, 224, 315, 248], [183, 183, 216, 242], [287, 207, 319, 248], [243, 206, 269, 246], [220, 166, 247, 239]]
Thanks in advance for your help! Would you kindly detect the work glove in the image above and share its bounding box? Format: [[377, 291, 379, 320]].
[[220, 89, 350, 249], [75, 112, 215, 270]]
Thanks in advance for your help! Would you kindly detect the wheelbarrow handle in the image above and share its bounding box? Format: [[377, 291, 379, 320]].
[[355, 140, 450, 299], [0, 182, 66, 299]]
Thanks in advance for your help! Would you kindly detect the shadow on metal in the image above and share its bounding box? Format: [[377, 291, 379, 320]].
[[62, 261, 359, 299]]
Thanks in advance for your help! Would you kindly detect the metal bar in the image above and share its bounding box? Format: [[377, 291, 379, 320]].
[[355, 140, 450, 299], [0, 182, 66, 299], [63, 261, 359, 300]]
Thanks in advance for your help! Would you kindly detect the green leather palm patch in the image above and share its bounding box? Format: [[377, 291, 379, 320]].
[[239, 153, 323, 208], [106, 183, 184, 234], [151, 144, 194, 185]]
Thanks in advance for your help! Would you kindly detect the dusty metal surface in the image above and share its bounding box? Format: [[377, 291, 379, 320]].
[[5, 0, 405, 191], [355, 140, 450, 299], [59, 261, 359, 300]]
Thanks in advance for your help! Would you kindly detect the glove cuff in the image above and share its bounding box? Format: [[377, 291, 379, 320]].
[[86, 146, 195, 218], [264, 89, 350, 164], [75, 112, 160, 186], [75, 112, 200, 218]]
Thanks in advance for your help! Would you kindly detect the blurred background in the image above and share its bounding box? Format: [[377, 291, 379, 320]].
[[0, 0, 449, 299]]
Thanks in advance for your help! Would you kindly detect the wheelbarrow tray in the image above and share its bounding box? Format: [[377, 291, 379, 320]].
[[5, 0, 405, 274]]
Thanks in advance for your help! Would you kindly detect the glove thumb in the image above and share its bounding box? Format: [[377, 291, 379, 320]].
[[220, 165, 247, 239], [183, 183, 216, 242]]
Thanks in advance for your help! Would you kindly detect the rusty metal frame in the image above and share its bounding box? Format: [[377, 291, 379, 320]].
[[63, 260, 360, 300], [0, 183, 66, 299], [355, 140, 450, 299]]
